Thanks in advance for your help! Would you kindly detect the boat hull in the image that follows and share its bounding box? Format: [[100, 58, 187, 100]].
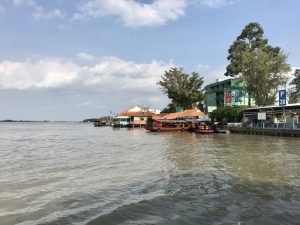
[[195, 129, 214, 134], [147, 127, 184, 132], [216, 128, 230, 133]]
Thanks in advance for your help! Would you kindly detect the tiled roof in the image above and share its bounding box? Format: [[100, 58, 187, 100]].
[[118, 111, 156, 117], [117, 108, 205, 120], [163, 109, 205, 119]]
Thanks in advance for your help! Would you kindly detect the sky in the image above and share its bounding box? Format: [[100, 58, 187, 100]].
[[0, 0, 299, 121]]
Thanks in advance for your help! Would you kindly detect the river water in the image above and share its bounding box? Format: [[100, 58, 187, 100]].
[[0, 122, 299, 225]]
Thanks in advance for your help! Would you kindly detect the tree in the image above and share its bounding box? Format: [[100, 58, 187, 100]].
[[289, 69, 300, 103], [82, 116, 110, 123], [161, 101, 178, 113], [157, 67, 204, 109], [209, 106, 246, 122], [225, 22, 291, 106]]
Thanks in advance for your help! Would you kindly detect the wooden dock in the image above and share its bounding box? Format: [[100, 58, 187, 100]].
[[229, 127, 300, 137]]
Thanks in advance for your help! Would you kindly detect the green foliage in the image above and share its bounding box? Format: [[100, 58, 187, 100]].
[[82, 118, 99, 122], [157, 67, 205, 109], [82, 116, 110, 123], [289, 69, 300, 103], [209, 106, 246, 122], [225, 22, 291, 106], [161, 101, 178, 113]]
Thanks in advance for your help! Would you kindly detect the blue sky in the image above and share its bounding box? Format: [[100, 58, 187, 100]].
[[0, 0, 299, 120]]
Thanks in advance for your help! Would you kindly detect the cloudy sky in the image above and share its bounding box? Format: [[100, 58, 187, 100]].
[[0, 0, 299, 120]]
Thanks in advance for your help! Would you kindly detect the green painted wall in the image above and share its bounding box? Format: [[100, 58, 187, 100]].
[[205, 78, 256, 112]]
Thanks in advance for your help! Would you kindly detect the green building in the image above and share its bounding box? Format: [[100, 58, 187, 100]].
[[205, 78, 256, 113]]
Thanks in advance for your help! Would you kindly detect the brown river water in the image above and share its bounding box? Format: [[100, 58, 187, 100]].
[[0, 122, 299, 225]]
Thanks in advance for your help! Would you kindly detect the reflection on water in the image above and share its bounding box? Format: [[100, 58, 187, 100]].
[[0, 123, 299, 225]]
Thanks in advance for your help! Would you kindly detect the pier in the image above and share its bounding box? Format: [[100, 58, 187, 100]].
[[229, 127, 300, 137]]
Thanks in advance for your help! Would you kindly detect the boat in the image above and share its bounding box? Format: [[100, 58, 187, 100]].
[[145, 119, 190, 132], [215, 122, 230, 133], [194, 121, 215, 134], [93, 120, 107, 127]]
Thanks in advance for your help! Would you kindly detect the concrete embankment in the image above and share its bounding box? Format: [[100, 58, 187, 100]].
[[229, 127, 300, 137]]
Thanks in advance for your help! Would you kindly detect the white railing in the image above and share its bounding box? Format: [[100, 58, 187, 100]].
[[227, 123, 242, 127], [241, 122, 300, 129]]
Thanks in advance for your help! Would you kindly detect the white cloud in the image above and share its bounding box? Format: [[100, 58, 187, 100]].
[[34, 8, 64, 20], [11, 0, 32, 7], [0, 59, 81, 90], [191, 0, 239, 8], [11, 0, 239, 26], [73, 0, 187, 27], [0, 56, 175, 113], [72, 0, 240, 27], [196, 64, 228, 85], [11, 0, 64, 20], [83, 57, 174, 90], [76, 52, 97, 62], [0, 56, 175, 93]]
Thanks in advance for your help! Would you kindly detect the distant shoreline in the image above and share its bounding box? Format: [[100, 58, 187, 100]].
[[0, 120, 81, 123], [0, 120, 49, 122]]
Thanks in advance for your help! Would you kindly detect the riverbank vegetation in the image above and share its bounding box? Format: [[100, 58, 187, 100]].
[[158, 22, 294, 115], [83, 116, 110, 123], [209, 106, 246, 123], [289, 69, 300, 104], [157, 67, 204, 112], [225, 22, 291, 106]]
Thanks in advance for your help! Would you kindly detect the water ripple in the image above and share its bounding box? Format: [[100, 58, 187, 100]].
[[0, 123, 299, 225]]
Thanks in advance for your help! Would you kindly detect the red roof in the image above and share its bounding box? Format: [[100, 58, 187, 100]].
[[118, 111, 156, 117], [163, 109, 205, 119]]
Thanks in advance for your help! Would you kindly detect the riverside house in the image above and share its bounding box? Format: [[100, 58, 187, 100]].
[[113, 105, 161, 128]]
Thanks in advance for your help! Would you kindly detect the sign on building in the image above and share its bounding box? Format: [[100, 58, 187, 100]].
[[234, 91, 239, 102], [257, 112, 266, 120], [234, 90, 244, 103], [279, 90, 286, 106], [224, 88, 232, 106]]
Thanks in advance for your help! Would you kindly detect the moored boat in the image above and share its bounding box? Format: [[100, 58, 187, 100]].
[[215, 122, 230, 133], [93, 121, 107, 127], [194, 121, 215, 134], [145, 119, 190, 132]]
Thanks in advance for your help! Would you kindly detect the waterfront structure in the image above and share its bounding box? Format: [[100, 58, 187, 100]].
[[242, 103, 300, 129], [229, 126, 300, 137], [114, 105, 160, 127], [145, 108, 208, 132], [205, 78, 256, 113], [162, 108, 207, 120]]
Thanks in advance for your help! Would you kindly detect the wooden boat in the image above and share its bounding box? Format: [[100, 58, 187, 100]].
[[93, 121, 107, 127], [194, 122, 215, 134], [145, 119, 190, 132], [215, 122, 230, 133]]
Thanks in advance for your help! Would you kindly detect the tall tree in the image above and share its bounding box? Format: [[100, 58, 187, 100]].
[[157, 67, 204, 109], [225, 22, 291, 106], [289, 69, 300, 103], [161, 101, 178, 113]]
